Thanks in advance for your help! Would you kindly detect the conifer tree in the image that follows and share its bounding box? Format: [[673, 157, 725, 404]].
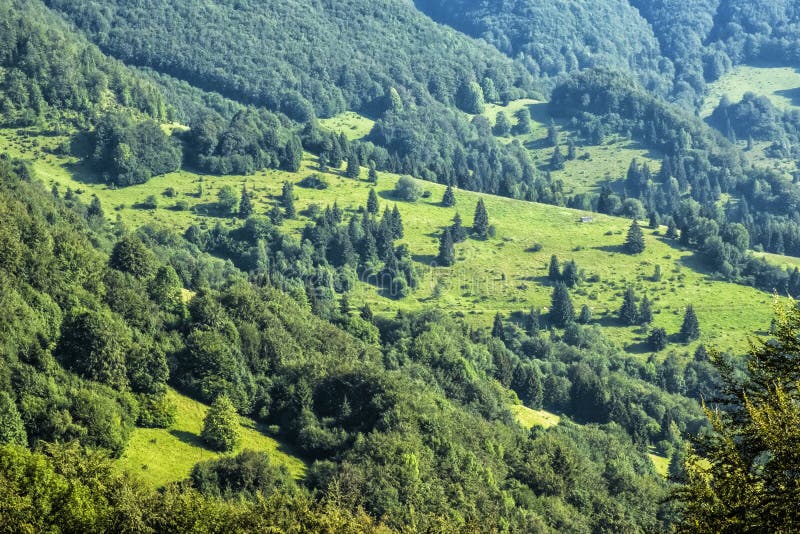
[[368, 161, 378, 183], [648, 327, 668, 351], [491, 313, 505, 340], [547, 121, 558, 147], [550, 283, 574, 328], [619, 287, 639, 325], [451, 212, 467, 242], [0, 392, 26, 446], [526, 308, 540, 334], [360, 302, 374, 322], [666, 219, 679, 239], [493, 111, 511, 136], [548, 255, 561, 282], [339, 294, 350, 316], [437, 227, 455, 267], [472, 198, 489, 238], [562, 259, 579, 288], [624, 219, 645, 254], [514, 108, 531, 134], [578, 304, 592, 324], [239, 186, 253, 219], [680, 305, 700, 342], [391, 205, 403, 239], [550, 145, 565, 170], [639, 295, 653, 324], [648, 211, 658, 229], [442, 184, 456, 207], [345, 153, 360, 179], [201, 395, 240, 452], [566, 139, 576, 160], [367, 188, 379, 214], [281, 181, 295, 219]]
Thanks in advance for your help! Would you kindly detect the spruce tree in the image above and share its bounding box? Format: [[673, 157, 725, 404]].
[[340, 294, 350, 316], [451, 212, 467, 242], [0, 392, 26, 446], [360, 302, 374, 322], [281, 181, 296, 219], [681, 305, 700, 342], [648, 327, 668, 351], [550, 283, 574, 328], [526, 308, 540, 334], [666, 219, 679, 239], [491, 313, 504, 340], [550, 145, 565, 170], [562, 260, 579, 288], [437, 228, 455, 267], [368, 161, 378, 184], [639, 295, 653, 324], [624, 219, 645, 254], [619, 287, 639, 325], [548, 255, 561, 282], [493, 111, 511, 137], [442, 184, 456, 207], [201, 395, 240, 452], [566, 139, 577, 160], [547, 122, 558, 147], [367, 188, 379, 214], [472, 198, 489, 238], [578, 304, 592, 324], [345, 153, 360, 179], [648, 211, 658, 229], [514, 108, 531, 134], [391, 205, 403, 239], [239, 186, 253, 219]]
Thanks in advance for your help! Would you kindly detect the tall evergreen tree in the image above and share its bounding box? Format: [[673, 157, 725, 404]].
[[239, 186, 253, 219], [472, 198, 489, 238], [680, 305, 700, 342], [578, 304, 592, 324], [493, 111, 511, 137], [367, 188, 379, 214], [0, 392, 26, 446], [360, 302, 374, 322], [547, 121, 558, 147], [619, 287, 639, 325], [562, 259, 579, 287], [368, 161, 378, 184], [566, 139, 577, 160], [281, 181, 296, 219], [648, 327, 668, 351], [639, 295, 653, 324], [437, 228, 455, 267], [390, 205, 403, 239], [345, 153, 360, 179], [548, 255, 561, 282], [549, 283, 574, 328], [514, 108, 531, 134], [451, 212, 467, 242], [550, 145, 565, 170], [491, 312, 504, 340], [526, 308, 540, 334], [624, 219, 645, 254], [442, 184, 456, 207]]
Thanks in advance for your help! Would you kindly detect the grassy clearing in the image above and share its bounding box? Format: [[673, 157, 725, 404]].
[[511, 404, 561, 429], [701, 64, 800, 118], [118, 388, 306, 488], [648, 452, 670, 478], [319, 111, 375, 141], [0, 127, 785, 357]]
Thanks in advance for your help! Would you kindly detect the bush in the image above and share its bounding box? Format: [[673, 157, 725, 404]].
[[201, 395, 240, 452], [393, 175, 422, 201], [298, 174, 329, 189]]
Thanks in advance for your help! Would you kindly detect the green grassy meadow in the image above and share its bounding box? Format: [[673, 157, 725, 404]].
[[0, 125, 784, 359], [119, 388, 306, 487], [511, 404, 561, 429], [700, 64, 800, 118]]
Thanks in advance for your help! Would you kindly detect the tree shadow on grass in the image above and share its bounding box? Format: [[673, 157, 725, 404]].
[[169, 429, 208, 450], [593, 244, 626, 254], [775, 87, 800, 108], [625, 340, 654, 355], [412, 254, 438, 266]]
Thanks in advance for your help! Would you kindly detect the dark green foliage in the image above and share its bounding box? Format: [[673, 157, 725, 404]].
[[578, 304, 592, 324], [472, 198, 489, 238], [217, 185, 239, 216], [550, 283, 575, 328], [457, 81, 485, 114], [345, 153, 360, 179], [110, 235, 156, 278], [561, 259, 579, 288], [191, 450, 296, 499], [85, 113, 182, 186], [450, 212, 467, 242], [624, 219, 645, 254], [201, 395, 240, 452], [367, 188, 379, 214], [491, 312, 504, 340], [239, 186, 253, 219], [619, 287, 639, 326], [441, 184, 456, 207], [281, 181, 296, 219], [681, 305, 700, 342], [493, 111, 511, 136], [514, 108, 531, 135], [548, 255, 561, 282], [437, 228, 455, 267], [550, 145, 565, 170], [648, 327, 668, 351], [639, 295, 653, 324]]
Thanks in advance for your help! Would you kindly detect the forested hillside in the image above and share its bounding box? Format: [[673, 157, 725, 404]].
[[3, 0, 800, 531]]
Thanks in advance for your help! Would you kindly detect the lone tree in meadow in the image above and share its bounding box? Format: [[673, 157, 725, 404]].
[[639, 295, 654, 324], [547, 121, 558, 147], [549, 283, 574, 328], [578, 304, 592, 324], [217, 185, 239, 216], [201, 394, 240, 452], [437, 227, 455, 267], [624, 219, 645, 254], [562, 259, 579, 288], [548, 255, 561, 282], [619, 287, 639, 326], [367, 188, 379, 214], [281, 181, 296, 219], [648, 327, 668, 351], [442, 184, 456, 207], [681, 305, 700, 342], [514, 108, 531, 135], [550, 145, 565, 170], [493, 111, 511, 137], [472, 198, 490, 238], [239, 186, 253, 219]]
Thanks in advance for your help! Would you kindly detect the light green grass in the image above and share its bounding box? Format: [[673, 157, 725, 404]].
[[701, 65, 800, 118], [118, 388, 306, 487], [511, 404, 560, 429], [648, 452, 670, 478], [0, 127, 786, 356], [319, 111, 375, 141]]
